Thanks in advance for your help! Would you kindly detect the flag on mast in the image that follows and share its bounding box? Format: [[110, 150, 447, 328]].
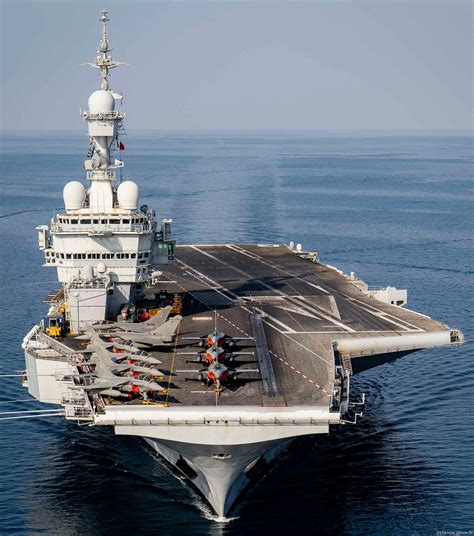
[[119, 141, 125, 151]]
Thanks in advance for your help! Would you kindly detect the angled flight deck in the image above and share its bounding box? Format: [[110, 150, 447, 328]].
[[149, 243, 456, 409]]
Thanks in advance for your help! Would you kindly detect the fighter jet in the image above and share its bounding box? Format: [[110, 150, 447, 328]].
[[72, 328, 168, 400], [179, 345, 254, 365], [102, 306, 172, 334], [97, 315, 182, 348], [176, 362, 260, 393], [111, 353, 163, 366], [182, 329, 253, 349], [111, 363, 166, 379], [73, 376, 166, 396]]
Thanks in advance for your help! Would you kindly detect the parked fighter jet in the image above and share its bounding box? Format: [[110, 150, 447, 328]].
[[111, 353, 162, 366], [111, 363, 166, 379], [182, 329, 253, 349], [76, 332, 141, 354], [176, 362, 260, 393], [97, 315, 182, 348], [72, 328, 167, 400], [103, 306, 172, 334], [179, 345, 254, 365], [73, 376, 166, 396]]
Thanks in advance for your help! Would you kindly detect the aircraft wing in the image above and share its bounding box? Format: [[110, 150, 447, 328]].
[[80, 377, 130, 391]]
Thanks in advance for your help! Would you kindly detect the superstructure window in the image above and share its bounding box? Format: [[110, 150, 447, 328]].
[[70, 219, 78, 224], [110, 219, 120, 224]]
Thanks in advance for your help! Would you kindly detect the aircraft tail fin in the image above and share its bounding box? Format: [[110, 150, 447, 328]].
[[143, 306, 172, 328], [150, 315, 182, 340]]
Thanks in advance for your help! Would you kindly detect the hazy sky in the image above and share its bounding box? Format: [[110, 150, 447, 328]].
[[1, 0, 472, 131]]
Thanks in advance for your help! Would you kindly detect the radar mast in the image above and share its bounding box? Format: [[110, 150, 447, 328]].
[[85, 9, 124, 90]]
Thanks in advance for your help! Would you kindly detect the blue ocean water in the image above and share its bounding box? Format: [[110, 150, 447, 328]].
[[0, 131, 472, 535]]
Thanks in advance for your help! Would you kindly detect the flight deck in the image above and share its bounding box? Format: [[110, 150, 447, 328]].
[[133, 243, 452, 409]]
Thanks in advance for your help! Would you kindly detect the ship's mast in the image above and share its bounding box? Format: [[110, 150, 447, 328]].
[[82, 9, 125, 212], [36, 10, 175, 335], [86, 9, 124, 90]]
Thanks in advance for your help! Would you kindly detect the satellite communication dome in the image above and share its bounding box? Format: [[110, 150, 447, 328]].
[[96, 262, 107, 274], [88, 90, 115, 114], [63, 181, 86, 210], [117, 181, 139, 210]]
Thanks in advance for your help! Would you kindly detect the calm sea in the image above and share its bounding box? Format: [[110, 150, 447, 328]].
[[0, 132, 472, 535]]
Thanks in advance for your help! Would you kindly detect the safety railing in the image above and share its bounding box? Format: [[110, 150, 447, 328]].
[[51, 223, 151, 234], [83, 111, 124, 121]]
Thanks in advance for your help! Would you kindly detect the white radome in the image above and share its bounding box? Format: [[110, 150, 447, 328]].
[[96, 262, 107, 274], [117, 181, 139, 210], [88, 89, 115, 113], [63, 181, 86, 210]]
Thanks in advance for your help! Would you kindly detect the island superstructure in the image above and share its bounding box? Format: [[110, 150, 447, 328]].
[[22, 11, 464, 518]]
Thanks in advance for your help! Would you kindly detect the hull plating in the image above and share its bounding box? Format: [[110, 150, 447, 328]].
[[144, 436, 292, 517]]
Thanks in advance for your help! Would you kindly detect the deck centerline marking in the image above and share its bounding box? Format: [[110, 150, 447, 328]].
[[164, 263, 333, 393], [176, 256, 335, 367]]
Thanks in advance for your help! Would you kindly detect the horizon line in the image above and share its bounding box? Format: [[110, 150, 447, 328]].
[[1, 128, 472, 136]]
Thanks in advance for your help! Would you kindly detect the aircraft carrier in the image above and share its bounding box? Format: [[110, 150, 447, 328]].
[[22, 11, 464, 518]]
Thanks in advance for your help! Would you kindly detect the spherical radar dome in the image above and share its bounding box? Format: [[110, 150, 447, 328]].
[[88, 90, 115, 114], [117, 181, 139, 210], [63, 181, 86, 210]]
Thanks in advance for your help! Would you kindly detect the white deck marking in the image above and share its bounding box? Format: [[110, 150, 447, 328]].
[[169, 258, 334, 373], [229, 244, 426, 333], [192, 245, 355, 333], [344, 296, 425, 332]]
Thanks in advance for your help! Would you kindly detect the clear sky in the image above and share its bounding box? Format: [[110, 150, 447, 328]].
[[1, 0, 472, 132]]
